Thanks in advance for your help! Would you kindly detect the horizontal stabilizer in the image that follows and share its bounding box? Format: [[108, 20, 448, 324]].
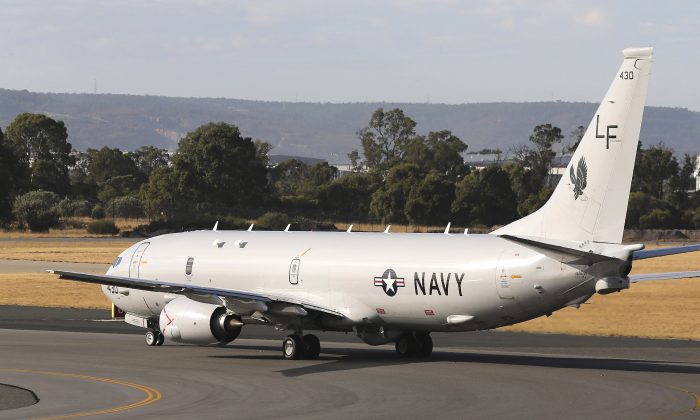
[[630, 271, 700, 282], [633, 244, 700, 260]]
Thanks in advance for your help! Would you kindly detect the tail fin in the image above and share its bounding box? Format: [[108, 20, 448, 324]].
[[493, 47, 653, 244]]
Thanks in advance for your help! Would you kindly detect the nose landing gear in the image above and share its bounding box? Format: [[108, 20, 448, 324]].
[[145, 330, 164, 346]]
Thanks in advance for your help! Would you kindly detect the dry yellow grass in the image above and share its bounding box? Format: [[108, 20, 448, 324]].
[[0, 218, 149, 239], [503, 248, 700, 339], [0, 272, 111, 309], [0, 240, 136, 264]]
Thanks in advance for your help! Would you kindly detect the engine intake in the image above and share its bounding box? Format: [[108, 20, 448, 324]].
[[159, 296, 243, 345]]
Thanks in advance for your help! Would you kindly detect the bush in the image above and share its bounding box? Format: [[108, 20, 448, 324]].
[[91, 204, 106, 219], [106, 196, 145, 219], [640, 209, 678, 229], [256, 212, 289, 230], [87, 219, 120, 235], [13, 190, 60, 232], [57, 198, 92, 218]]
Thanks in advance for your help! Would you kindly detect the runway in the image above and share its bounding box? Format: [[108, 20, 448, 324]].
[[1, 307, 699, 419]]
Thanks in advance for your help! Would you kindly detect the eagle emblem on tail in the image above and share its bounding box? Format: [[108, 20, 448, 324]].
[[570, 156, 587, 200]]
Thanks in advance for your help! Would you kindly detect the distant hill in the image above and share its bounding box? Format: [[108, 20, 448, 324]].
[[1, 88, 698, 161]]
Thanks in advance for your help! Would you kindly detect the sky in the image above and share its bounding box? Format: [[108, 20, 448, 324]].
[[2, 0, 700, 110]]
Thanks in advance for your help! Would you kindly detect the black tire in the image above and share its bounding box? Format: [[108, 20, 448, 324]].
[[282, 334, 304, 360], [155, 332, 165, 346], [145, 331, 157, 346], [415, 332, 433, 357], [395, 334, 417, 357], [303, 334, 321, 360]]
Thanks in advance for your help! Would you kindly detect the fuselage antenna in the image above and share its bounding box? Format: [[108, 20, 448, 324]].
[[248, 224, 254, 231], [444, 222, 452, 235]]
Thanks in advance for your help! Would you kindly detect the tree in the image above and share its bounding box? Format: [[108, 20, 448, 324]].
[[4, 113, 74, 195], [128, 146, 170, 178], [85, 147, 144, 203], [566, 125, 586, 154], [0, 128, 26, 222], [405, 130, 468, 179], [631, 144, 679, 199], [13, 190, 60, 232], [106, 196, 145, 218], [369, 163, 421, 224], [172, 122, 268, 212], [404, 172, 455, 225], [140, 167, 178, 219], [451, 166, 518, 227], [254, 140, 273, 167], [321, 172, 376, 219], [355, 108, 417, 170]]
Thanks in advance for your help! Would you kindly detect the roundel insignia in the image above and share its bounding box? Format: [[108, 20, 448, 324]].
[[373, 269, 405, 297]]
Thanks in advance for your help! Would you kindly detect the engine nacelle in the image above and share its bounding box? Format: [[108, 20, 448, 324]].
[[159, 296, 243, 345], [595, 276, 630, 295]]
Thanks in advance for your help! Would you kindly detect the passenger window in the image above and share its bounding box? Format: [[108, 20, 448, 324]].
[[185, 257, 194, 275]]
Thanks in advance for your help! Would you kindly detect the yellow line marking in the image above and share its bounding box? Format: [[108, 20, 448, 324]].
[[0, 369, 161, 419], [300, 248, 312, 256]]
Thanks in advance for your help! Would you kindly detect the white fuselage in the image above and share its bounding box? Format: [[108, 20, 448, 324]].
[[103, 230, 594, 332]]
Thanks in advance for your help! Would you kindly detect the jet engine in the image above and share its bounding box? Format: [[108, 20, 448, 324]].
[[159, 296, 243, 345]]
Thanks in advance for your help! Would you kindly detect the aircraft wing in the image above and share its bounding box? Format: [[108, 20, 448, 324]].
[[632, 244, 700, 260], [629, 271, 700, 282], [47, 270, 346, 318]]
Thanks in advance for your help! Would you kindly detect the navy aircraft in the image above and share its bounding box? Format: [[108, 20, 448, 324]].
[[51, 47, 700, 359]]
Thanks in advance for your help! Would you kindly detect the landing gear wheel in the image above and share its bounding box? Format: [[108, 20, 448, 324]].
[[282, 334, 305, 360], [303, 334, 321, 360], [155, 332, 165, 346], [415, 332, 433, 357], [395, 333, 417, 357], [145, 330, 158, 346]]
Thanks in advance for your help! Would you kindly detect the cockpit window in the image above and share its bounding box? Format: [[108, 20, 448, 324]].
[[112, 256, 122, 268], [185, 257, 194, 275]]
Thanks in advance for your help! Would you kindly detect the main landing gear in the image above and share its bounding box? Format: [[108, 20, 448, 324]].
[[145, 330, 164, 346], [282, 333, 321, 360], [395, 332, 433, 358]]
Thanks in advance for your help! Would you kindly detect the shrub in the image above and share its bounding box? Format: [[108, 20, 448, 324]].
[[87, 219, 120, 235], [13, 190, 60, 232], [57, 198, 92, 218], [106, 196, 145, 219], [91, 204, 106, 219], [256, 212, 289, 230]]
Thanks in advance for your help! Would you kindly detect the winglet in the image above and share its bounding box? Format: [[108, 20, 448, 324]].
[[213, 221, 218, 231], [346, 224, 353, 233], [284, 224, 291, 232], [248, 224, 254, 231], [444, 222, 451, 235], [384, 225, 391, 233]]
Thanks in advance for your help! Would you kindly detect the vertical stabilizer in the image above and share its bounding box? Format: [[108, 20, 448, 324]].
[[493, 47, 653, 244]]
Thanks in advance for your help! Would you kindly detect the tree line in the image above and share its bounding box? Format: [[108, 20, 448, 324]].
[[0, 110, 698, 232]]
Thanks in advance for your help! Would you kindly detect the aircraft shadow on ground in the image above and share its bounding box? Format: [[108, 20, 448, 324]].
[[209, 344, 700, 377]]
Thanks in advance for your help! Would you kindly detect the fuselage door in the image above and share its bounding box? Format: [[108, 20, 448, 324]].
[[129, 242, 150, 278], [289, 257, 300, 285]]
